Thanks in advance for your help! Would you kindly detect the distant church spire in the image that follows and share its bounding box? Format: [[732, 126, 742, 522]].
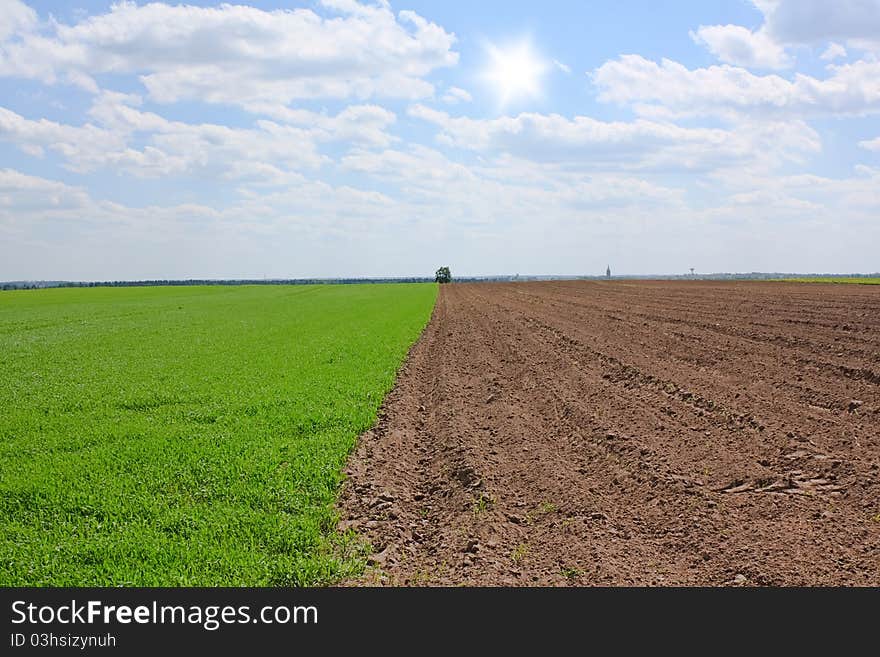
[[606, 265, 611, 279]]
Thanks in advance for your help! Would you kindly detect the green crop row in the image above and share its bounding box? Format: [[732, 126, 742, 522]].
[[0, 283, 437, 585], [774, 277, 880, 285]]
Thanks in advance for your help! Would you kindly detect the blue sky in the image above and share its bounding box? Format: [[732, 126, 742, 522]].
[[1, 0, 879, 279]]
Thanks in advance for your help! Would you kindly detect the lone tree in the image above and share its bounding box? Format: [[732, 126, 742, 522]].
[[435, 266, 452, 284]]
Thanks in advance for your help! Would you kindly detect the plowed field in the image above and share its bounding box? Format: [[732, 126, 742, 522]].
[[340, 281, 880, 585]]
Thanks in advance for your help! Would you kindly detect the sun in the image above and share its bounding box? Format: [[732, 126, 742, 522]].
[[483, 40, 547, 106]]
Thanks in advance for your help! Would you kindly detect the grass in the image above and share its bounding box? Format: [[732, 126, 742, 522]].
[[775, 277, 880, 285], [560, 566, 581, 581], [0, 283, 437, 585], [471, 492, 493, 518], [510, 543, 529, 564]]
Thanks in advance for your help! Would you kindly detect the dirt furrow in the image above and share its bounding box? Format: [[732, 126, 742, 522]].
[[338, 281, 880, 586]]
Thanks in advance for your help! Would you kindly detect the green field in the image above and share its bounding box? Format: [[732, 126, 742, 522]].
[[0, 283, 437, 585], [777, 277, 880, 285]]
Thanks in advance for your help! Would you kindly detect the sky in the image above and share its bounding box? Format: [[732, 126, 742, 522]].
[[0, 0, 879, 280]]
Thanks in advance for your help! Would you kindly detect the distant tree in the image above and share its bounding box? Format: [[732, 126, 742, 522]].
[[435, 266, 452, 284]]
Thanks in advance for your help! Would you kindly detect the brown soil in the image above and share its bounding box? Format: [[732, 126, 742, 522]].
[[338, 281, 880, 585]]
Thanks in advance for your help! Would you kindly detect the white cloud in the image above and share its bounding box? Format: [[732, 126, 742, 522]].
[[756, 0, 880, 51], [593, 55, 880, 120], [692, 2, 880, 72], [441, 86, 473, 104], [860, 136, 880, 151], [0, 95, 328, 178], [553, 59, 572, 74], [339, 143, 689, 247], [0, 91, 400, 182], [0, 0, 37, 41], [0, 1, 458, 107], [408, 104, 819, 171], [0, 105, 126, 171], [708, 164, 880, 216], [553, 175, 684, 209], [0, 168, 91, 214], [340, 144, 481, 206], [88, 92, 396, 151], [4, 152, 878, 279], [691, 24, 791, 69], [238, 103, 397, 147], [0, 163, 447, 280], [820, 42, 848, 61]]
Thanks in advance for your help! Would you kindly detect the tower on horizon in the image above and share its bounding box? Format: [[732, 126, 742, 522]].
[[606, 265, 611, 279]]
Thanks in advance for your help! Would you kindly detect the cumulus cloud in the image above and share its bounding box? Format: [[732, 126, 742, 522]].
[[0, 163, 392, 237], [0, 89, 403, 182], [339, 144, 689, 239], [692, 2, 879, 71], [342, 144, 472, 182], [593, 55, 880, 120], [0, 168, 91, 214], [0, 106, 126, 170], [553, 175, 684, 209], [860, 136, 880, 151], [0, 0, 37, 41], [691, 24, 791, 69], [0, 1, 458, 107], [441, 86, 473, 104], [709, 164, 880, 216], [756, 0, 880, 51], [820, 42, 848, 61], [0, 161, 476, 280], [408, 104, 819, 171], [238, 103, 398, 147], [0, 95, 328, 178]]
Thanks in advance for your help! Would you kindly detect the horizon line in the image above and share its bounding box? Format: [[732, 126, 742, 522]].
[[3, 271, 880, 287]]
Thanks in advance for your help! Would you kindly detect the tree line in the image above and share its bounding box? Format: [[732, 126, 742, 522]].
[[1, 278, 435, 291]]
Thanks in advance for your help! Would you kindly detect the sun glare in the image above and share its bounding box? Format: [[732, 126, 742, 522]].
[[483, 40, 547, 106]]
